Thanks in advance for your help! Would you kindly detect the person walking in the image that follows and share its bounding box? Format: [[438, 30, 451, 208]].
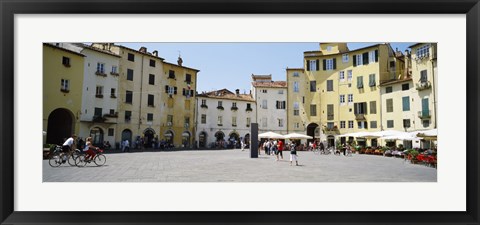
[[276, 139, 284, 160], [290, 143, 299, 166]]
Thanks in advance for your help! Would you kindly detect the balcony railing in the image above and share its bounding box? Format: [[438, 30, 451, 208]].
[[324, 126, 338, 132], [217, 106, 224, 110], [95, 71, 107, 77], [246, 107, 253, 112], [327, 114, 334, 120], [231, 106, 238, 111], [110, 72, 119, 76], [103, 112, 118, 118], [93, 115, 107, 123], [418, 110, 431, 119], [355, 114, 366, 120], [416, 81, 432, 91], [200, 104, 208, 109]]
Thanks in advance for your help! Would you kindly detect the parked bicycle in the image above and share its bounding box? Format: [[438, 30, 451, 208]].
[[48, 145, 81, 167], [75, 148, 107, 167]]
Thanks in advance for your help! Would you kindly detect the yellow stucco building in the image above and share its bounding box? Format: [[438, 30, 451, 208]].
[[43, 43, 85, 145], [290, 43, 404, 147]]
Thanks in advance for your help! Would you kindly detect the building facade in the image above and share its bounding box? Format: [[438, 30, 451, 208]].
[[286, 68, 307, 134], [195, 89, 255, 148], [43, 43, 85, 145], [251, 74, 288, 135]]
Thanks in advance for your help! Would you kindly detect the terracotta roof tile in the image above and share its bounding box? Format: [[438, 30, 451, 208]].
[[252, 81, 287, 88]]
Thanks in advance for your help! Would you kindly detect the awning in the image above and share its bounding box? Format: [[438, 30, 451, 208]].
[[164, 133, 172, 137], [182, 133, 190, 137]]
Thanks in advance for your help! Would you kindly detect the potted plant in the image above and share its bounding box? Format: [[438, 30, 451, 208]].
[[409, 150, 420, 164]]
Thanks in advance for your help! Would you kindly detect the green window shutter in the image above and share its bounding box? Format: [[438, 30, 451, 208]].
[[165, 85, 169, 93], [422, 98, 429, 116], [402, 96, 410, 111], [323, 59, 327, 71], [306, 60, 310, 71], [353, 55, 357, 67], [316, 59, 320, 71], [363, 52, 369, 65], [333, 58, 337, 70], [375, 50, 379, 62], [357, 76, 363, 88]]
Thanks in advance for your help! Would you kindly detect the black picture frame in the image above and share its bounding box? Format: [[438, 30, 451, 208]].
[[1, 0, 478, 224]]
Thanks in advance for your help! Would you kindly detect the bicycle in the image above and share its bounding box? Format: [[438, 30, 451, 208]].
[[313, 147, 320, 154], [48, 145, 81, 167], [320, 148, 331, 155], [75, 148, 107, 167]]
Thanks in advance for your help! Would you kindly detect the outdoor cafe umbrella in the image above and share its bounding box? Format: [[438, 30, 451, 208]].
[[283, 133, 313, 139], [258, 131, 285, 139], [415, 129, 437, 140]]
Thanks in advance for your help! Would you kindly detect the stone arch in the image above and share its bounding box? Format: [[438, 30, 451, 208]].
[[46, 108, 75, 145]]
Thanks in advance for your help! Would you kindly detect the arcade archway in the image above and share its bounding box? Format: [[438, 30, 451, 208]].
[[46, 108, 74, 145]]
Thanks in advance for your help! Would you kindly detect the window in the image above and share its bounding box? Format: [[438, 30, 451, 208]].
[[218, 101, 223, 107], [370, 121, 377, 129], [302, 96, 305, 104], [127, 53, 135, 62], [294, 123, 300, 129], [402, 96, 410, 111], [293, 72, 299, 77], [402, 83, 409, 90], [354, 102, 367, 114], [308, 60, 318, 71], [327, 104, 334, 120], [387, 120, 394, 128], [109, 109, 115, 115], [111, 66, 117, 74], [60, 79, 69, 92], [201, 99, 207, 105], [125, 90, 133, 103], [201, 114, 206, 124], [310, 81, 316, 92], [167, 115, 173, 123], [148, 94, 154, 106], [96, 62, 105, 73], [232, 117, 237, 127], [147, 113, 153, 122], [185, 74, 192, 83], [327, 80, 333, 92], [348, 120, 354, 128], [347, 70, 352, 81], [368, 74, 376, 87], [327, 46, 332, 51], [184, 117, 190, 128], [348, 94, 353, 105], [325, 59, 334, 70], [369, 51, 376, 64], [342, 54, 349, 63], [340, 121, 346, 128], [293, 82, 299, 92], [127, 69, 134, 81], [354, 54, 363, 66], [96, 86, 104, 97], [310, 104, 317, 116], [232, 102, 237, 108], [386, 86, 393, 93], [357, 121, 367, 129], [108, 128, 114, 136], [62, 56, 70, 66], [339, 71, 345, 81], [357, 76, 364, 88], [278, 90, 284, 94], [370, 101, 377, 114], [293, 102, 299, 116], [246, 103, 252, 110], [168, 70, 175, 79], [94, 107, 102, 117], [278, 119, 284, 127], [420, 70, 428, 82], [423, 120, 430, 127], [262, 117, 268, 127], [149, 74, 155, 85], [416, 44, 430, 58], [262, 89, 267, 93], [386, 99, 393, 112], [276, 101, 286, 109], [340, 95, 345, 105], [262, 100, 267, 109], [149, 59, 155, 67], [403, 119, 411, 128], [246, 117, 251, 127], [125, 111, 132, 122]]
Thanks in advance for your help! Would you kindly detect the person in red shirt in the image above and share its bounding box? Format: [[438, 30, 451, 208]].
[[276, 139, 284, 160]]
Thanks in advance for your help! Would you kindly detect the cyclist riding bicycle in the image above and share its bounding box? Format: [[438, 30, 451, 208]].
[[84, 137, 99, 162], [62, 134, 76, 153]]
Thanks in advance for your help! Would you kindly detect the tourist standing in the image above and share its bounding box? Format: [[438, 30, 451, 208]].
[[276, 139, 284, 160], [290, 143, 298, 166]]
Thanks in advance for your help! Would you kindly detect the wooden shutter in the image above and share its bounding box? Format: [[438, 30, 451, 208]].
[[375, 50, 379, 62], [353, 55, 357, 67], [182, 88, 186, 96], [190, 90, 194, 96], [333, 58, 337, 70], [363, 52, 369, 65], [165, 85, 169, 93], [323, 59, 327, 71], [316, 59, 320, 71], [174, 87, 177, 94], [363, 102, 368, 115], [354, 103, 358, 114], [306, 60, 310, 71]]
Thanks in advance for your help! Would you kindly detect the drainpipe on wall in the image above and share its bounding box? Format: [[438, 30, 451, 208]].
[[193, 81, 198, 149], [431, 59, 437, 129], [138, 55, 144, 134]]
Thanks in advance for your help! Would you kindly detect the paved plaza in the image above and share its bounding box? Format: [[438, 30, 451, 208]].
[[43, 149, 437, 182]]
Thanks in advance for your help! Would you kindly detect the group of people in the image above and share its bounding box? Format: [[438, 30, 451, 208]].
[[260, 139, 299, 166], [61, 134, 99, 162]]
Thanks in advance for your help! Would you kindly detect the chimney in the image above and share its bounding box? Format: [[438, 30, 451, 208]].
[[235, 89, 240, 96], [177, 56, 183, 66], [139, 47, 147, 53], [152, 50, 158, 57]]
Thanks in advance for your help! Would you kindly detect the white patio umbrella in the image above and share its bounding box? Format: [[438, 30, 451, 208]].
[[258, 131, 285, 139], [379, 133, 422, 141], [283, 133, 313, 139]]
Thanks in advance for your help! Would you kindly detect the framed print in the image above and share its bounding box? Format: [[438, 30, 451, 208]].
[[1, 0, 479, 224]]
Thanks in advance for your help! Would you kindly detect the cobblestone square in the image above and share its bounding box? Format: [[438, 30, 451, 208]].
[[43, 149, 437, 182]]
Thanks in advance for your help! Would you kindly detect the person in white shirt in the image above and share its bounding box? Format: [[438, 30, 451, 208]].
[[62, 134, 76, 153]]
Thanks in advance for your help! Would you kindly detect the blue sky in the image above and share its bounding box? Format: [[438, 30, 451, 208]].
[[119, 42, 414, 93]]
